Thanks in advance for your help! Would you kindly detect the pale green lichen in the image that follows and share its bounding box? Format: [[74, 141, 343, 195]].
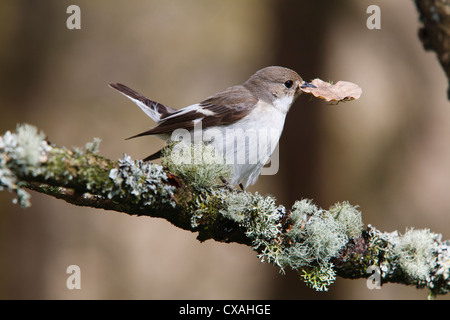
[[284, 199, 348, 266], [279, 199, 349, 287], [219, 196, 360, 291], [220, 191, 283, 266], [11, 187, 32, 208], [85, 137, 102, 154], [14, 124, 48, 166], [365, 225, 449, 297], [245, 194, 283, 264], [0, 124, 51, 207], [219, 191, 253, 224], [328, 201, 363, 238], [218, 196, 367, 292], [160, 141, 233, 228], [300, 263, 337, 292], [302, 214, 348, 264], [289, 198, 319, 226], [393, 228, 438, 281], [161, 142, 231, 190]]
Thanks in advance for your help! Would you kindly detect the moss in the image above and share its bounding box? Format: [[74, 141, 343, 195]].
[[43, 148, 115, 194], [78, 154, 115, 192], [190, 190, 222, 228], [44, 148, 78, 182]]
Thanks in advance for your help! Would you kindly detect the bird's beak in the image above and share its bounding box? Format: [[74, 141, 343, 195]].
[[300, 81, 316, 89]]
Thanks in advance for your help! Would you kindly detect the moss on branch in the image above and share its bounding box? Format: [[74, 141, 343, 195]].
[[0, 124, 449, 297]]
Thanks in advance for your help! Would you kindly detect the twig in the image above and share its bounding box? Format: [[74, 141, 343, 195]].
[[0, 124, 448, 297]]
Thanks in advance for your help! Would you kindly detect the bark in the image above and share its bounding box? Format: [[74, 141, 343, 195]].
[[415, 0, 450, 98]]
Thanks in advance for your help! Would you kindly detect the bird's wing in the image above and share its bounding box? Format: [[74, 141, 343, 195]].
[[127, 85, 258, 139]]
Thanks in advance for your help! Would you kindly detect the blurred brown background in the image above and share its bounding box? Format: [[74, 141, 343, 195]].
[[0, 0, 449, 299]]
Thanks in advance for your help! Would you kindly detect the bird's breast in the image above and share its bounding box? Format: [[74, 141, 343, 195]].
[[241, 100, 288, 133]]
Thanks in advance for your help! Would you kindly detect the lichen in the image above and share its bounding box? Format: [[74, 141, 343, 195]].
[[220, 197, 366, 292], [219, 191, 253, 224], [301, 213, 348, 264], [0, 124, 51, 207], [392, 228, 438, 281], [364, 225, 449, 297], [161, 141, 231, 190], [11, 187, 32, 208], [14, 124, 49, 167], [220, 191, 283, 265], [85, 137, 102, 154], [0, 124, 176, 209], [2, 124, 449, 296], [219, 196, 361, 291], [286, 200, 349, 265], [108, 154, 176, 207], [300, 263, 337, 292], [159, 141, 234, 228], [277, 199, 350, 289], [429, 237, 450, 298], [328, 201, 363, 238]]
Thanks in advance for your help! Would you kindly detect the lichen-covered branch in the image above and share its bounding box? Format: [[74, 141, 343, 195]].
[[1, 124, 449, 297], [415, 0, 450, 98]]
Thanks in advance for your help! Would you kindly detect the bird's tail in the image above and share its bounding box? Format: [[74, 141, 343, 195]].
[[109, 83, 176, 123]]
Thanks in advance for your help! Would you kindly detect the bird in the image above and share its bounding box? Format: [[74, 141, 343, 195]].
[[110, 66, 314, 190]]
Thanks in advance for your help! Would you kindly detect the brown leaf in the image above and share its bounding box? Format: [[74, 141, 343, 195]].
[[301, 79, 362, 102]]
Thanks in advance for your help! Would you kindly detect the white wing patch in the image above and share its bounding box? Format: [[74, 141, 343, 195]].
[[162, 103, 216, 120]]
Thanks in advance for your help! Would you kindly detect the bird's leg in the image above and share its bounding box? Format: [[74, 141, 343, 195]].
[[219, 176, 236, 192]]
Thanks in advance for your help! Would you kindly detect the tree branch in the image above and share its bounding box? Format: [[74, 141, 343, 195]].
[[1, 124, 449, 297], [415, 0, 450, 98]]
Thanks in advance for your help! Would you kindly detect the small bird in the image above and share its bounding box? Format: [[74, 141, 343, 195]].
[[110, 66, 314, 189]]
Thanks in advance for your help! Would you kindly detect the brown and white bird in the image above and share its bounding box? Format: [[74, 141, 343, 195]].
[[110, 66, 314, 189]]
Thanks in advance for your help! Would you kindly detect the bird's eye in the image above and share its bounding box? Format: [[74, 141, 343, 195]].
[[284, 80, 293, 88]]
